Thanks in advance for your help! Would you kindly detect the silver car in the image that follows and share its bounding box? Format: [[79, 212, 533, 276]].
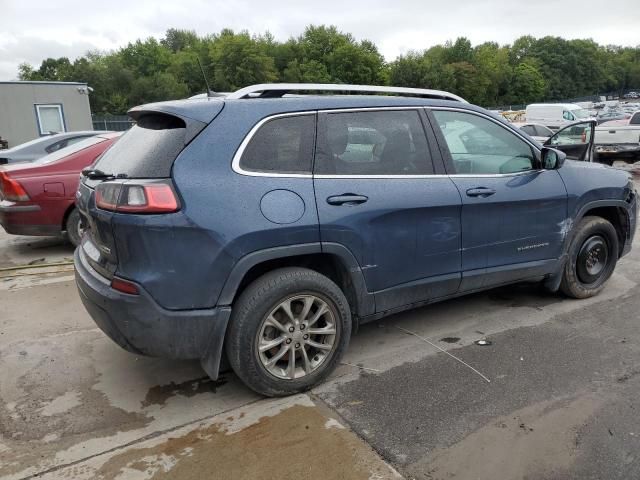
[[0, 131, 109, 164], [512, 122, 555, 143]]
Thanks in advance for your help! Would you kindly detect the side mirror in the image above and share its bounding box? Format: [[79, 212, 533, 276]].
[[541, 147, 567, 170]]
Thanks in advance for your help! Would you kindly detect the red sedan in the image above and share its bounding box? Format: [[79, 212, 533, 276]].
[[0, 132, 120, 246]]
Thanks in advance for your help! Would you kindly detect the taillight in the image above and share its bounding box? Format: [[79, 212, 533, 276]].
[[95, 181, 179, 213], [0, 173, 30, 202]]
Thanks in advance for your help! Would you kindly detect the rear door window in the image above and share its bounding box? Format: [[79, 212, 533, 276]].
[[239, 115, 316, 174], [315, 110, 433, 175]]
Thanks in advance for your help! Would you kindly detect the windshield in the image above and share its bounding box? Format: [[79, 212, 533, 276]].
[[571, 108, 590, 119], [34, 137, 106, 165]]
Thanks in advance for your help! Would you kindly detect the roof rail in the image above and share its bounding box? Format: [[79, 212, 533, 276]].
[[226, 83, 467, 103]]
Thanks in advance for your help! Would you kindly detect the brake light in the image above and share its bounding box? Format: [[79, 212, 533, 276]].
[[110, 277, 139, 295], [0, 173, 30, 202], [95, 181, 179, 213]]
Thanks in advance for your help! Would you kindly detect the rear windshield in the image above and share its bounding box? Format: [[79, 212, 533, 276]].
[[92, 114, 187, 178], [34, 137, 105, 165]]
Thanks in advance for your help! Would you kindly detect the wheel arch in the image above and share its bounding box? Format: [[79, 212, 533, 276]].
[[61, 202, 77, 231], [572, 200, 632, 258], [546, 199, 632, 293], [217, 242, 375, 319]]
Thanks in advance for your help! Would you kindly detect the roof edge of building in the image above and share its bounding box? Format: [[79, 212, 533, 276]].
[[0, 81, 88, 86]]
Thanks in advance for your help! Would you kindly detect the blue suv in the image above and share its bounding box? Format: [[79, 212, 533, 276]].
[[74, 83, 637, 396]]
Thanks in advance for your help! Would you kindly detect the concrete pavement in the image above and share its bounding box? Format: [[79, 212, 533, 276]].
[[1, 199, 639, 479]]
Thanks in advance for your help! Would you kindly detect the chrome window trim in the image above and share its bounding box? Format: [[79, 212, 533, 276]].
[[318, 106, 427, 114], [231, 106, 547, 179], [314, 174, 443, 179], [427, 106, 545, 177]]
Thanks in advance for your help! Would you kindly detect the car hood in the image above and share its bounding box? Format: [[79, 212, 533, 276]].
[[562, 159, 632, 181]]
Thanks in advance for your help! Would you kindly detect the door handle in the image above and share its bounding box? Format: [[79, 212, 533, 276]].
[[466, 187, 496, 198], [326, 194, 369, 206]]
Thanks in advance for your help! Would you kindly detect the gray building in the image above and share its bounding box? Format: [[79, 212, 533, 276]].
[[0, 81, 93, 148]]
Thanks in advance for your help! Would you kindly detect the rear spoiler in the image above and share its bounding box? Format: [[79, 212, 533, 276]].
[[128, 99, 224, 124]]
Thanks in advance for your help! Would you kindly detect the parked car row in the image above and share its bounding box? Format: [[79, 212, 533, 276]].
[[594, 110, 640, 164], [516, 102, 640, 164]]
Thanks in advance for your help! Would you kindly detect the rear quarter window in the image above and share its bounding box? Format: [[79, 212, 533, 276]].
[[238, 115, 316, 174]]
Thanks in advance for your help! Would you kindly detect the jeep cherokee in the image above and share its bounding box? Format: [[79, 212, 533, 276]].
[[74, 83, 637, 396]]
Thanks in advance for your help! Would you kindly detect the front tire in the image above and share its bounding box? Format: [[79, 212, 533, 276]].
[[225, 267, 352, 397], [560, 216, 618, 299]]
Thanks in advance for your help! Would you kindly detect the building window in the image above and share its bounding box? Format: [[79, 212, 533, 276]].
[[35, 104, 66, 135]]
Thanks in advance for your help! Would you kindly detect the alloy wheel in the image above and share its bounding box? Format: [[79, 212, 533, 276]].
[[257, 294, 338, 380]]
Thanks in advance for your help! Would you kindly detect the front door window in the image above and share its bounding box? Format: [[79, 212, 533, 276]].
[[431, 110, 535, 175]]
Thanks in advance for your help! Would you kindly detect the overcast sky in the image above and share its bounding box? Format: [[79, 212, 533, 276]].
[[1, 0, 638, 80]]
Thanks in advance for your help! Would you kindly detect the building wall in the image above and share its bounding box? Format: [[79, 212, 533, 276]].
[[0, 82, 93, 148]]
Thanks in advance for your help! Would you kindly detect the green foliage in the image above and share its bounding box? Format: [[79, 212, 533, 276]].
[[17, 26, 640, 114], [209, 30, 278, 91]]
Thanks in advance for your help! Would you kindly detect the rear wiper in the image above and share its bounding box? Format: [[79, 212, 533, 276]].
[[81, 169, 128, 180]]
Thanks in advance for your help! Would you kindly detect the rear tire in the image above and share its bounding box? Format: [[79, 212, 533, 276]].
[[225, 267, 351, 397], [560, 216, 618, 299], [65, 208, 83, 247]]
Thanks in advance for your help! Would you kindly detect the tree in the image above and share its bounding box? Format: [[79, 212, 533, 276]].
[[162, 28, 200, 53], [208, 30, 278, 91], [16, 26, 640, 114], [509, 62, 546, 104]]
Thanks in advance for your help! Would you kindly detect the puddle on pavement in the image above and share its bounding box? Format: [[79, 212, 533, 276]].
[[141, 377, 228, 408], [96, 404, 397, 480], [439, 337, 460, 344]]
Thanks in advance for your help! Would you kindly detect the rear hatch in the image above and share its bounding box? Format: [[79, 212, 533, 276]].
[[77, 99, 223, 279]]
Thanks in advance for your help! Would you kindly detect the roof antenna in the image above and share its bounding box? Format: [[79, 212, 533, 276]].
[[196, 57, 214, 98]]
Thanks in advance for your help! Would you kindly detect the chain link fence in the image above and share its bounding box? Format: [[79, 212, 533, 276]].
[[92, 115, 133, 132]]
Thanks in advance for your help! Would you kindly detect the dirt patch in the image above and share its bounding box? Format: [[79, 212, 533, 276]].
[[96, 404, 398, 480], [141, 377, 228, 408], [407, 394, 605, 480]]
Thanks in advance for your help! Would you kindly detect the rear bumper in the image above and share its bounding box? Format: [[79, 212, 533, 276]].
[[0, 201, 60, 236], [596, 144, 640, 153], [74, 248, 231, 378]]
